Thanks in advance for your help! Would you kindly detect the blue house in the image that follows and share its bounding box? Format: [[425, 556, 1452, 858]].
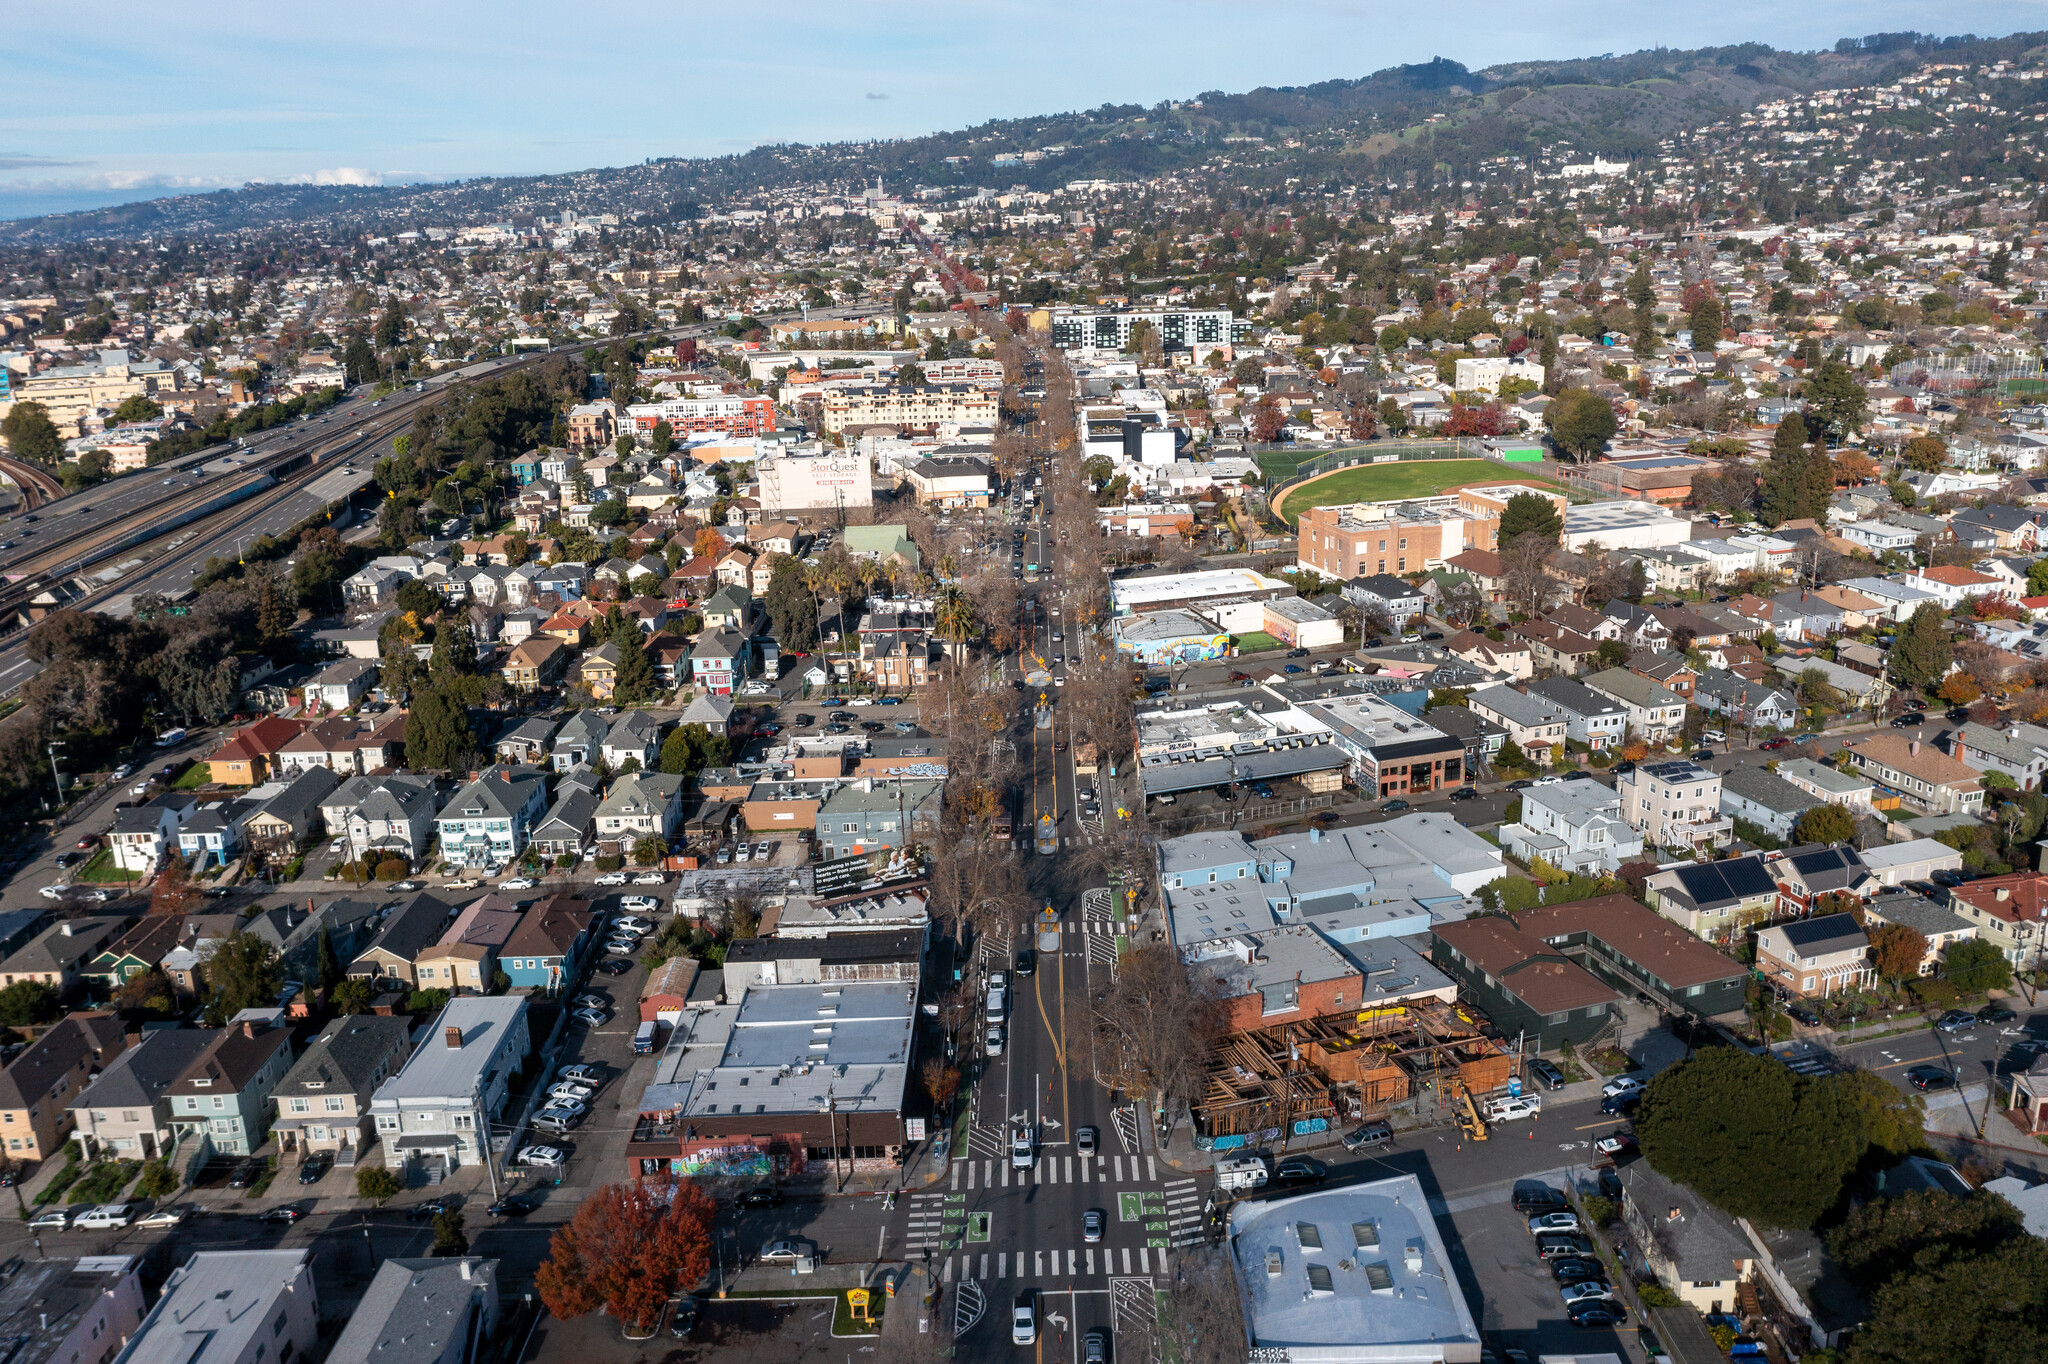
[[509, 453, 543, 485], [435, 766, 549, 870], [500, 891, 598, 992]]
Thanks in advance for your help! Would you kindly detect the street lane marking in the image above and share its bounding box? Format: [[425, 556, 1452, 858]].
[[1086, 1249, 1095, 1276], [952, 1163, 961, 1191], [1148, 1156, 1157, 1182], [1036, 1251, 1043, 1277], [1069, 1249, 1077, 1277], [1113, 1157, 1123, 1181], [1017, 1252, 1025, 1278], [980, 1253, 989, 1278], [1081, 1159, 1091, 1183], [1122, 1248, 1132, 1274], [1065, 1156, 1073, 1183]]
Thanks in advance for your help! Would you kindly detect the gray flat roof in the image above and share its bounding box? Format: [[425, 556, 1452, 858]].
[[122, 1251, 311, 1364], [373, 997, 525, 1102], [1229, 1175, 1481, 1361]]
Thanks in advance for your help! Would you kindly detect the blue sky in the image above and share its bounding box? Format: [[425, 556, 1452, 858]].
[[0, 1, 2037, 220]]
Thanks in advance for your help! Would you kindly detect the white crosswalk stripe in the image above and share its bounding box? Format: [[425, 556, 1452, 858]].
[[939, 1245, 1169, 1282]]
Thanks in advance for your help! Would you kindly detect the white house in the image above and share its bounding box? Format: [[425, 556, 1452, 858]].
[[1498, 780, 1645, 875], [370, 997, 530, 1177]]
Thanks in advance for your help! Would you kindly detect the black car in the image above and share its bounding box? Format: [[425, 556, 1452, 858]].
[[1979, 1004, 2018, 1024], [1512, 1185, 1566, 1215], [297, 1153, 332, 1185], [1015, 948, 1036, 976], [737, 1185, 785, 1208], [1506, 779, 1535, 791], [794, 714, 815, 726], [1448, 786, 1479, 801], [1890, 713, 1926, 728], [670, 1295, 699, 1338], [1947, 706, 1973, 723], [1286, 647, 1310, 658], [227, 1158, 265, 1188], [1527, 1059, 1567, 1090], [1786, 1005, 1822, 1027], [1568, 1302, 1627, 1327], [1550, 1256, 1605, 1283], [1692, 749, 1715, 762], [1907, 1065, 1956, 1092], [488, 1196, 535, 1216], [260, 1206, 303, 1224], [408, 1198, 456, 1220], [598, 958, 633, 974], [1600, 1091, 1642, 1117], [1272, 1157, 1326, 1188]]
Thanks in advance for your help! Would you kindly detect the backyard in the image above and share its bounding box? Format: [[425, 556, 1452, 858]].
[[1270, 458, 1565, 524]]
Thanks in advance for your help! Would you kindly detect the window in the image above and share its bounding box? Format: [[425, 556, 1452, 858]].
[[211, 1096, 225, 1112], [1547, 1011, 1568, 1025], [289, 1098, 309, 1114], [324, 1097, 345, 1112]]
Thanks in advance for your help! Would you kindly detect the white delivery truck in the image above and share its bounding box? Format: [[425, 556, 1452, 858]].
[[1215, 1155, 1269, 1192]]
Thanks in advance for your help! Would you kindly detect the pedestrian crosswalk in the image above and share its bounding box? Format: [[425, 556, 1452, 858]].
[[1163, 1177, 1205, 1247], [952, 1153, 1160, 1190], [1053, 920, 1124, 935], [937, 1245, 1170, 1284]]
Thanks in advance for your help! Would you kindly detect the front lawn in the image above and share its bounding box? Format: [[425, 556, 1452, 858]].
[[172, 764, 208, 791], [75, 849, 142, 886]]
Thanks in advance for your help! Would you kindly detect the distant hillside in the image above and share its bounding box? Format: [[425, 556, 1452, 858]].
[[1, 28, 2037, 245]]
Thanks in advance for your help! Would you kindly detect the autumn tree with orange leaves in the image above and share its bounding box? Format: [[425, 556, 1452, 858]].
[[536, 1177, 714, 1331]]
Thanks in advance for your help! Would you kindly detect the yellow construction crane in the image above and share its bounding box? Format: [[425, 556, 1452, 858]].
[[1453, 1083, 1488, 1141]]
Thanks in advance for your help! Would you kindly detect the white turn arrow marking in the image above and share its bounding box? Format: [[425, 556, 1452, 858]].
[[1040, 1117, 1061, 1131], [1047, 1313, 1068, 1330]]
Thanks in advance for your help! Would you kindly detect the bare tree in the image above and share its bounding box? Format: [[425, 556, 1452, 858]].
[[1092, 942, 1225, 1113], [1156, 1245, 1249, 1364], [1501, 531, 1561, 616]]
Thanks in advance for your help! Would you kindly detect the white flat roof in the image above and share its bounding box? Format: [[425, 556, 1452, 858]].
[[1229, 1174, 1482, 1363]]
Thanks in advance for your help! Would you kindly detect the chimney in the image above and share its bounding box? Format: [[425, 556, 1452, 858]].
[[1668, 1206, 1684, 1222], [444, 1026, 463, 1050], [459, 1260, 472, 1281], [60, 923, 74, 937], [241, 1021, 257, 1039], [1909, 740, 1920, 757], [1998, 887, 2011, 902]]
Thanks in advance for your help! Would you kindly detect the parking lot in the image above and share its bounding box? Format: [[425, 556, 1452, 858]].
[[1437, 1183, 1641, 1360]]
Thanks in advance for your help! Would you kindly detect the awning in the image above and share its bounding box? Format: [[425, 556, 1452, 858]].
[[393, 1134, 461, 1149]]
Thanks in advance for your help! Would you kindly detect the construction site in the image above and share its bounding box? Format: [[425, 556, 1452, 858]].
[[1192, 999, 1519, 1148]]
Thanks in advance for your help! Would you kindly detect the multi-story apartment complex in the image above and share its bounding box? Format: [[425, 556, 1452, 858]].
[[1616, 759, 1732, 852], [818, 384, 999, 435], [1294, 484, 1567, 580], [625, 394, 777, 436], [1048, 307, 1239, 352]]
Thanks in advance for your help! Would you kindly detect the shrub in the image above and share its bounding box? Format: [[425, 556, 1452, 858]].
[[135, 1159, 178, 1200], [1637, 1281, 1681, 1309], [374, 858, 410, 882], [1580, 1194, 1616, 1227], [407, 988, 452, 1013], [356, 1167, 402, 1204], [595, 854, 624, 872]]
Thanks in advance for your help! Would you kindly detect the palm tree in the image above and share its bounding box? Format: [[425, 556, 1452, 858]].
[[935, 587, 976, 665]]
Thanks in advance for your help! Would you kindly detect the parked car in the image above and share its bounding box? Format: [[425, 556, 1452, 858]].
[[737, 1185, 784, 1208], [227, 1158, 265, 1188], [137, 1206, 189, 1229], [27, 1208, 69, 1230], [1593, 1132, 1636, 1158], [1979, 1004, 2019, 1024], [559, 1063, 602, 1083], [1527, 1059, 1566, 1090], [759, 1238, 816, 1264], [1342, 1120, 1393, 1151], [1907, 1065, 1956, 1092], [571, 1007, 610, 1025], [1448, 786, 1479, 801], [297, 1152, 333, 1184], [1600, 1075, 1645, 1098], [1936, 1010, 1979, 1035], [1561, 1281, 1618, 1306], [260, 1206, 304, 1224], [594, 872, 629, 887], [517, 1146, 566, 1167], [632, 872, 666, 885], [1512, 1186, 1566, 1215], [1536, 1233, 1596, 1260], [1380, 798, 1411, 812], [1567, 1302, 1627, 1327], [501, 877, 538, 890], [1550, 1256, 1606, 1284], [597, 959, 633, 974], [550, 1082, 596, 1103], [1528, 1211, 1582, 1236], [1273, 1157, 1327, 1188], [407, 1198, 457, 1220]]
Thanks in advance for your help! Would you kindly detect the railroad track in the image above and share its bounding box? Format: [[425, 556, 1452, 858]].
[[0, 454, 64, 511]]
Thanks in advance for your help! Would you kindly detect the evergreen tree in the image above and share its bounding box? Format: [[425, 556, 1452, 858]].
[[315, 928, 342, 990], [1891, 604, 1953, 692], [406, 685, 475, 770], [1759, 413, 1814, 528], [1497, 492, 1563, 544], [1688, 295, 1723, 346], [1805, 360, 1869, 441], [611, 638, 658, 703]]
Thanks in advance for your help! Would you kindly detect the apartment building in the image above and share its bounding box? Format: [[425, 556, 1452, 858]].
[[1294, 484, 1565, 580], [163, 1020, 294, 1158], [371, 998, 531, 1176], [1756, 914, 1873, 998], [0, 1012, 128, 1161], [119, 1250, 319, 1364], [1497, 780, 1644, 875], [819, 384, 999, 435], [625, 394, 778, 436], [1615, 759, 1732, 851]]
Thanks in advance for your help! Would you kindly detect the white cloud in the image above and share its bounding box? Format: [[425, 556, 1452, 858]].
[[287, 166, 382, 187]]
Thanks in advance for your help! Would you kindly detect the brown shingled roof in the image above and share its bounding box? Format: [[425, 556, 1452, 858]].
[[1513, 893, 1744, 990], [1433, 916, 1618, 1015]]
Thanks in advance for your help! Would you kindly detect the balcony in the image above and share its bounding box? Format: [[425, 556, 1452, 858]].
[[1656, 814, 1732, 850]]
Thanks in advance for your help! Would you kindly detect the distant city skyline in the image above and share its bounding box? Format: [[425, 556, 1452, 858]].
[[1, 1, 2035, 220]]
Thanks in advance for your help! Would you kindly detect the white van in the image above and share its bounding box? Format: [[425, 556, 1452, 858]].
[[73, 1204, 134, 1230], [986, 986, 1007, 1025], [1215, 1155, 1268, 1191]]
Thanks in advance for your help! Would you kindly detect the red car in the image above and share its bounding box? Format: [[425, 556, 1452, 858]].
[[1759, 738, 1790, 751]]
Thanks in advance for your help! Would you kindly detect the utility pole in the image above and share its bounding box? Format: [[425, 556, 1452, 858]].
[[46, 741, 65, 809]]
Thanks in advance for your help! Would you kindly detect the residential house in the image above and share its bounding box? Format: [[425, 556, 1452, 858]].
[[1946, 873, 2048, 965], [371, 997, 531, 1176], [1444, 629, 1532, 680], [1504, 618, 1600, 676], [503, 636, 569, 692], [550, 710, 610, 772], [323, 773, 442, 863], [83, 914, 186, 992], [109, 802, 184, 874], [701, 584, 752, 631], [203, 716, 308, 786], [1756, 913, 1872, 998], [1431, 915, 1620, 1052], [1423, 705, 1508, 777], [348, 893, 458, 990], [494, 716, 558, 765], [327, 1257, 500, 1364], [1839, 734, 1985, 816], [1718, 765, 1821, 841], [70, 1026, 220, 1161], [415, 895, 524, 996], [0, 917, 130, 996], [500, 892, 597, 993], [529, 785, 599, 861], [1583, 667, 1688, 742], [1524, 676, 1630, 752], [1940, 720, 2048, 791], [1341, 574, 1428, 631], [176, 798, 256, 869], [1903, 565, 2008, 609], [1621, 1162, 1759, 1316], [1859, 838, 1964, 887], [594, 771, 685, 849], [435, 767, 549, 870], [0, 1012, 127, 1161], [579, 641, 624, 699], [304, 658, 379, 711], [1773, 756, 1875, 812], [1692, 667, 1797, 731], [688, 628, 751, 695], [1600, 599, 1673, 651], [1442, 549, 1508, 602], [601, 711, 664, 770], [1467, 685, 1570, 765], [164, 1019, 294, 1157], [269, 1014, 416, 1166], [1615, 759, 1731, 852], [118, 1250, 320, 1364], [241, 767, 341, 860], [1772, 655, 1892, 714], [276, 715, 404, 777], [1497, 779, 1645, 875], [1771, 844, 1878, 916], [1862, 891, 1978, 976]]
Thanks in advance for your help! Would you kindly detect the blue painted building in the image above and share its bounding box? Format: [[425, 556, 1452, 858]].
[[500, 891, 597, 992]]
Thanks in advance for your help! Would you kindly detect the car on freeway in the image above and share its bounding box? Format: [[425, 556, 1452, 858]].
[[1601, 1075, 1645, 1098], [1380, 799, 1411, 812], [571, 1007, 610, 1026], [1077, 1126, 1097, 1157], [501, 877, 538, 890], [487, 1196, 535, 1216], [1528, 1211, 1582, 1236], [297, 1152, 333, 1184], [593, 872, 629, 887], [1593, 1132, 1636, 1158], [1907, 1065, 1956, 1092], [737, 1185, 784, 1208], [759, 1238, 816, 1264], [517, 1146, 566, 1167]]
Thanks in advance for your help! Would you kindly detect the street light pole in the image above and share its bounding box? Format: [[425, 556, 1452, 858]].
[[45, 741, 64, 809]]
